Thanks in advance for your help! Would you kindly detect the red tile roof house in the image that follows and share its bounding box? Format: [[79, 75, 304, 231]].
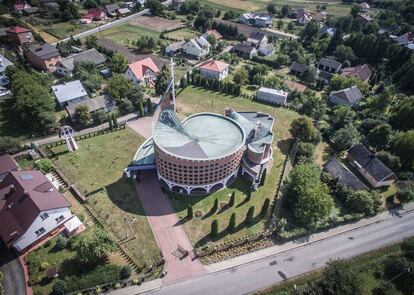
[[124, 57, 159, 86], [0, 171, 72, 252], [198, 60, 229, 81], [341, 64, 372, 82], [5, 26, 34, 46], [13, 1, 31, 15], [81, 8, 107, 23], [203, 29, 223, 41], [0, 154, 19, 182]]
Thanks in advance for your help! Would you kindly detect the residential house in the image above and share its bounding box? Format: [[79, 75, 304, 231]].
[[170, 0, 185, 10], [240, 12, 272, 27], [13, 1, 31, 15], [105, 4, 119, 16], [26, 43, 61, 72], [52, 80, 89, 107], [82, 8, 106, 23], [203, 29, 222, 41], [285, 80, 307, 93], [247, 31, 268, 48], [231, 42, 257, 59], [198, 60, 229, 81], [341, 64, 372, 82], [358, 2, 370, 11], [357, 14, 373, 25], [394, 32, 413, 45], [312, 11, 327, 22], [0, 170, 72, 252], [23, 7, 39, 15], [257, 87, 288, 105], [320, 25, 337, 38], [117, 7, 131, 16], [347, 144, 397, 188], [295, 8, 312, 25], [55, 48, 106, 76], [290, 62, 308, 76], [125, 57, 159, 86], [324, 157, 367, 191], [317, 57, 342, 73], [165, 40, 186, 56], [5, 26, 34, 46], [0, 154, 19, 182], [240, 12, 253, 24], [0, 55, 13, 87], [66, 94, 115, 122], [329, 85, 364, 106], [317, 69, 332, 84], [183, 36, 210, 59], [258, 44, 274, 56]]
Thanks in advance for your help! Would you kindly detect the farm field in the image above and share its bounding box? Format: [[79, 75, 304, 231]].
[[172, 86, 300, 246], [50, 128, 161, 268], [99, 23, 160, 46], [130, 16, 184, 32], [164, 28, 199, 41]]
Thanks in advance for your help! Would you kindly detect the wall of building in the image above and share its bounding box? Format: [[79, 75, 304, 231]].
[[257, 91, 287, 105]]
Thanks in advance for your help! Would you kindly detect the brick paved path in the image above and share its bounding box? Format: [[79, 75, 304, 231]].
[[135, 171, 205, 284]]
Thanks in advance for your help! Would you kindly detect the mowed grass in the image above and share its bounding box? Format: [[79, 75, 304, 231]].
[[43, 22, 95, 39], [172, 86, 300, 246], [164, 29, 199, 41], [50, 128, 161, 268], [100, 23, 160, 46]]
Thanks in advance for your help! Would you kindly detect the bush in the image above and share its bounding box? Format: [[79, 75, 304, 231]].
[[228, 213, 236, 232], [52, 280, 67, 295], [34, 158, 54, 173], [396, 189, 414, 204], [119, 265, 132, 280], [40, 262, 49, 271], [55, 236, 68, 250], [43, 240, 52, 248]]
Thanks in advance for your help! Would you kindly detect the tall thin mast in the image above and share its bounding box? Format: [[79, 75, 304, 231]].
[[170, 57, 176, 112]]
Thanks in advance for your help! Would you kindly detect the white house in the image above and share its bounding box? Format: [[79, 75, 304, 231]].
[[183, 36, 210, 59], [0, 171, 72, 252], [52, 80, 89, 107], [257, 87, 288, 105], [298, 13, 312, 25], [240, 12, 272, 27], [124, 57, 159, 86], [198, 60, 229, 80]]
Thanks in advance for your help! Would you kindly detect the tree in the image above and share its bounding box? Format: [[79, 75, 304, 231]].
[[302, 67, 316, 84], [34, 158, 53, 173], [366, 123, 392, 150], [211, 219, 218, 238], [138, 101, 145, 117], [55, 236, 68, 250], [245, 206, 254, 225], [85, 35, 98, 49], [289, 116, 320, 143], [260, 198, 270, 217], [145, 0, 164, 16], [300, 21, 320, 46], [266, 2, 277, 14], [350, 5, 361, 18], [109, 52, 128, 73], [402, 237, 414, 261], [187, 204, 193, 219], [229, 192, 235, 207], [331, 124, 361, 151], [108, 114, 113, 129], [376, 151, 401, 172], [233, 68, 248, 85], [331, 105, 356, 129], [390, 96, 414, 131], [74, 228, 117, 266], [211, 198, 218, 213], [346, 190, 381, 215], [323, 259, 366, 295], [280, 5, 291, 17], [0, 137, 22, 154], [276, 19, 284, 29], [260, 169, 267, 186], [329, 74, 369, 94], [295, 142, 315, 164], [155, 65, 170, 95], [112, 113, 118, 128], [119, 265, 132, 279], [391, 130, 414, 170], [75, 105, 91, 125], [106, 74, 132, 102], [228, 213, 236, 232], [396, 189, 414, 204], [334, 45, 356, 63], [283, 163, 333, 228], [119, 99, 134, 114], [146, 97, 153, 114], [135, 36, 157, 53], [53, 280, 67, 295]]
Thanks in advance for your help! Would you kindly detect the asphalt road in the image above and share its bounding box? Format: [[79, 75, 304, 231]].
[[147, 209, 414, 295], [0, 247, 26, 295]]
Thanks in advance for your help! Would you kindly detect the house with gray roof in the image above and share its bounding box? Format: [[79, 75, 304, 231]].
[[317, 57, 342, 73], [182, 36, 210, 59], [324, 157, 367, 191], [0, 54, 13, 86], [290, 61, 308, 76], [165, 40, 186, 56], [329, 86, 363, 106], [66, 94, 115, 122], [52, 80, 89, 107], [347, 144, 397, 188], [231, 42, 257, 59], [320, 25, 337, 38], [55, 48, 106, 76], [247, 31, 268, 48], [105, 4, 119, 16]]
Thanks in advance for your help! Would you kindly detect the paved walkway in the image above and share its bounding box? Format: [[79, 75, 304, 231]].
[[134, 171, 205, 284], [128, 116, 154, 139]]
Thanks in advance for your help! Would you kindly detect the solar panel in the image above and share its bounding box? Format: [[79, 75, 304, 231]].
[[20, 173, 34, 180]]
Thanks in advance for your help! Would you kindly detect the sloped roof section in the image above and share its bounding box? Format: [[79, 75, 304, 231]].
[[127, 57, 159, 80]]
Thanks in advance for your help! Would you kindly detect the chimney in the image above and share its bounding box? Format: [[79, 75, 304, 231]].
[[5, 184, 16, 198]]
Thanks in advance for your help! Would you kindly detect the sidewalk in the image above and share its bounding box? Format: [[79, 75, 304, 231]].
[[205, 203, 414, 273], [108, 279, 162, 295]]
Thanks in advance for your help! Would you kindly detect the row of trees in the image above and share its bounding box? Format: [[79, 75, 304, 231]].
[[185, 72, 241, 96]]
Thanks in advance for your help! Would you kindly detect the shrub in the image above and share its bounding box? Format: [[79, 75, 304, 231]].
[[228, 213, 236, 232], [43, 240, 52, 248], [396, 189, 414, 204], [40, 262, 49, 271], [187, 204, 193, 219], [52, 280, 67, 295], [246, 206, 254, 225], [119, 265, 132, 280], [34, 158, 54, 173], [211, 219, 218, 238], [55, 236, 68, 250]]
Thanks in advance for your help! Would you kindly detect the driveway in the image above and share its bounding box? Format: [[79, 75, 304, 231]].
[[0, 246, 26, 295]]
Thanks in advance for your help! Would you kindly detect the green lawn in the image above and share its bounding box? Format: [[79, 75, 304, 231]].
[[100, 23, 160, 46], [50, 128, 161, 268], [164, 29, 199, 41], [43, 22, 95, 39], [172, 86, 300, 247]]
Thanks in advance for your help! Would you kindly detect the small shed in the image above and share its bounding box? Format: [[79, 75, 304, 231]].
[[63, 216, 85, 236]]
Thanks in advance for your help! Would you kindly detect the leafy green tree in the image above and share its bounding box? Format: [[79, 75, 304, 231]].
[[246, 206, 255, 225], [323, 259, 366, 295], [106, 74, 133, 102], [391, 130, 414, 170], [112, 113, 118, 128], [228, 213, 236, 232], [283, 163, 333, 228], [135, 36, 157, 53], [187, 204, 193, 219], [334, 45, 356, 63], [109, 52, 128, 73], [155, 65, 170, 95], [266, 2, 277, 14], [119, 99, 134, 114], [0, 137, 22, 154], [280, 5, 291, 17], [145, 0, 165, 16], [211, 198, 218, 213], [289, 116, 320, 143], [211, 219, 218, 238], [108, 114, 113, 129], [52, 280, 67, 295], [138, 101, 145, 117], [331, 124, 361, 151], [350, 5, 361, 18], [390, 96, 414, 131], [295, 142, 315, 164], [74, 228, 117, 266], [75, 105, 91, 125], [331, 105, 356, 129], [366, 123, 392, 150], [34, 158, 53, 173], [229, 192, 235, 207], [302, 67, 316, 84], [147, 97, 153, 114], [329, 74, 369, 94], [376, 151, 401, 172], [300, 21, 320, 46], [260, 169, 267, 186], [233, 68, 248, 85], [402, 237, 414, 261], [276, 19, 284, 29], [346, 190, 381, 215], [397, 189, 414, 205], [372, 281, 395, 295], [120, 265, 132, 279], [260, 198, 270, 217], [55, 236, 68, 250], [85, 35, 98, 49]]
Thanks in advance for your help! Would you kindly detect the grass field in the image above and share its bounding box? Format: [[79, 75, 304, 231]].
[[100, 23, 160, 46], [172, 86, 300, 246], [50, 128, 161, 268], [164, 29, 199, 41], [43, 22, 95, 40]]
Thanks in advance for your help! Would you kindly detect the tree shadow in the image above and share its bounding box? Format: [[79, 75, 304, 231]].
[[277, 138, 293, 156]]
